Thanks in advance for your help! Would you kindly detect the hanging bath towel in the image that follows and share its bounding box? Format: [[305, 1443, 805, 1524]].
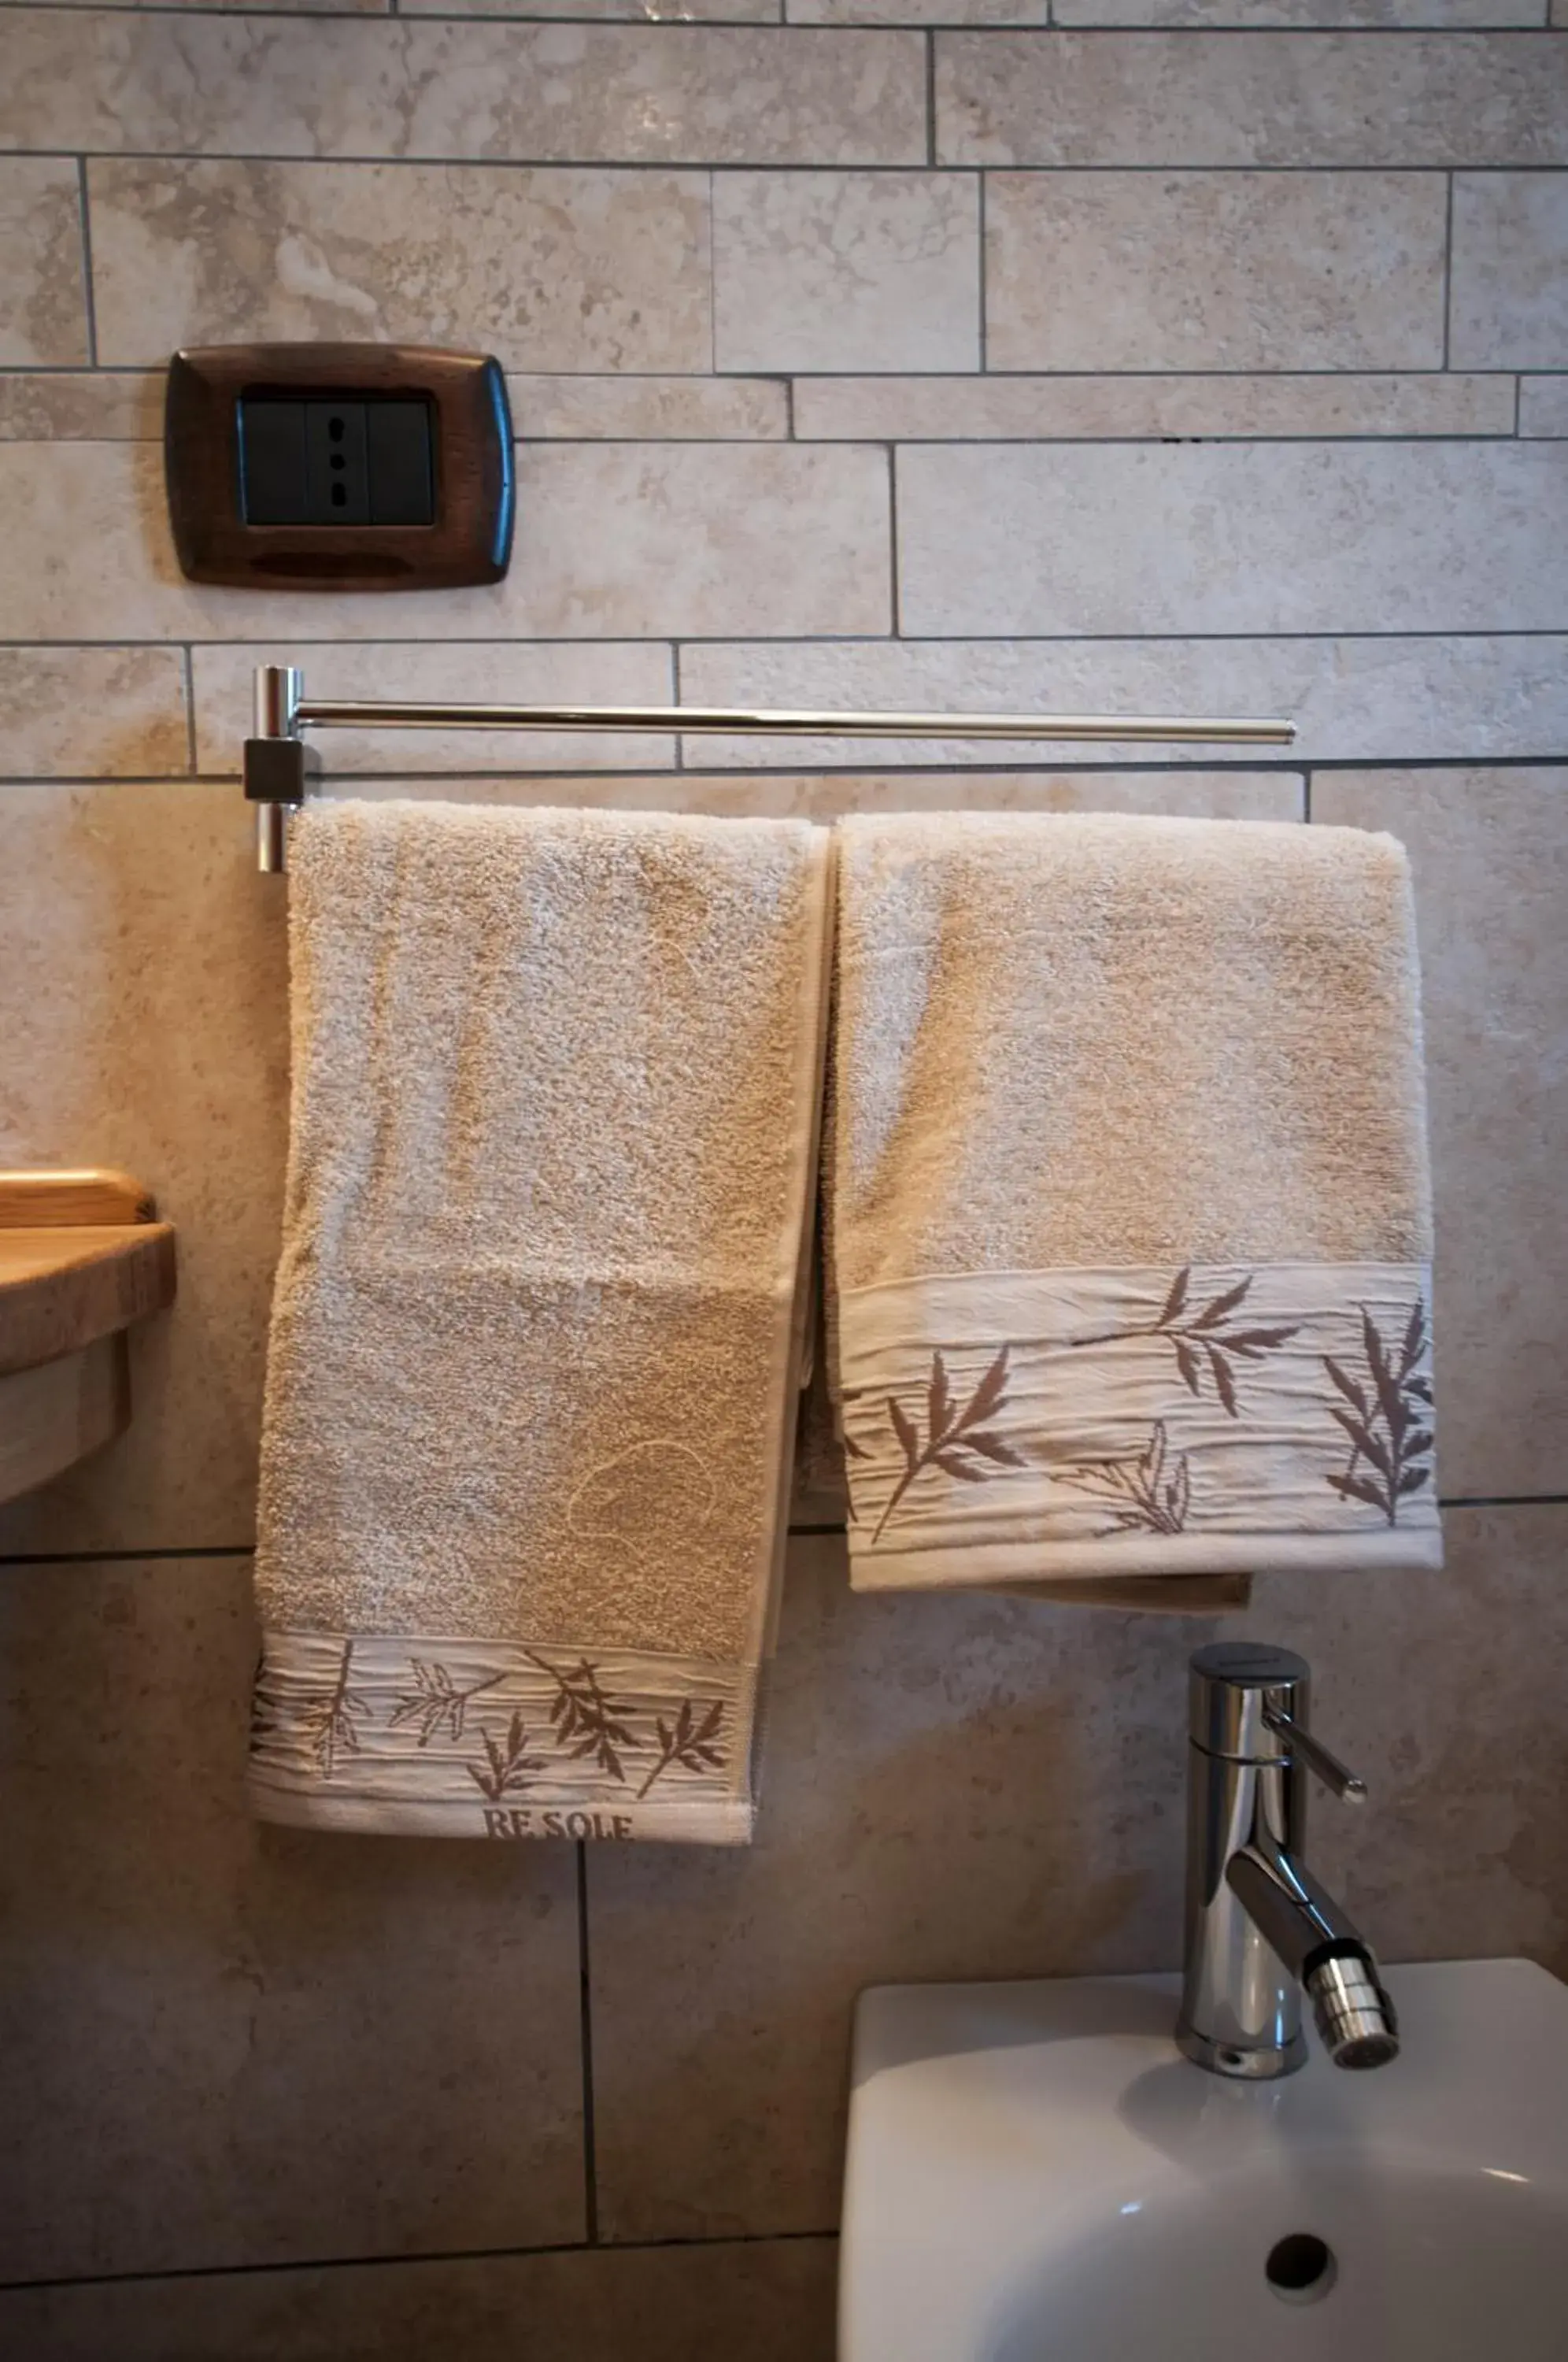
[[248, 799, 833, 1842], [826, 812, 1440, 1594]]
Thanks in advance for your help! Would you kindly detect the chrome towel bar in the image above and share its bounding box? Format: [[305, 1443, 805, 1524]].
[[243, 663, 1296, 873]]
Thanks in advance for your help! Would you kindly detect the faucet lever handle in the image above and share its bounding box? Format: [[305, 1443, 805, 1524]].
[[1262, 1706, 1367, 1804]]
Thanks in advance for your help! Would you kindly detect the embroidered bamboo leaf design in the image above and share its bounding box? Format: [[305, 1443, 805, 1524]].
[[841, 1423, 869, 1525], [871, 1346, 1024, 1545], [1055, 1421, 1193, 1537], [636, 1699, 728, 1801], [389, 1658, 504, 1749], [467, 1709, 547, 1804], [294, 1641, 373, 1779], [524, 1653, 638, 1784], [1323, 1298, 1434, 1527], [1072, 1268, 1299, 1420]]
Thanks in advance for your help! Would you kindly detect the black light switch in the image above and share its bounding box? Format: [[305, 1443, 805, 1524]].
[[239, 399, 308, 525], [366, 399, 435, 525]]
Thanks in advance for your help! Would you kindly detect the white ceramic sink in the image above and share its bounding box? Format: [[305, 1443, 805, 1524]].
[[841, 1960, 1568, 2361]]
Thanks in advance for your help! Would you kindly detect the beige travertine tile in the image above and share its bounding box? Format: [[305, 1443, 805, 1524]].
[[0, 369, 162, 439], [193, 642, 677, 776], [986, 172, 1446, 371], [0, 442, 892, 640], [460, 440, 893, 636], [791, 0, 1045, 17], [88, 160, 712, 372], [0, 2238, 838, 2362], [399, 0, 782, 13], [680, 638, 1568, 768], [588, 1512, 1568, 2235], [0, 1556, 583, 2279], [0, 647, 188, 778], [934, 31, 1568, 165], [35, 0, 389, 10], [714, 172, 981, 371], [1520, 375, 1568, 434], [0, 158, 88, 367], [0, 15, 926, 167], [0, 785, 287, 1557], [404, 0, 781, 14], [0, 370, 788, 442], [793, 370, 1518, 439], [1313, 767, 1568, 1497], [1450, 173, 1568, 368], [508, 373, 789, 439], [1056, 0, 1542, 20], [895, 443, 1568, 636]]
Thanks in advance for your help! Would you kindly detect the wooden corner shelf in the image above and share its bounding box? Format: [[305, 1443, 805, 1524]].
[[0, 1171, 177, 1507]]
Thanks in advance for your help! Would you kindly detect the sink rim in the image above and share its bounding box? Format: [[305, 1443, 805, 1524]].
[[841, 1957, 1568, 2362]]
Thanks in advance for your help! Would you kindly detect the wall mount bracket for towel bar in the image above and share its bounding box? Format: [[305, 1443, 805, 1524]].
[[242, 664, 1297, 873]]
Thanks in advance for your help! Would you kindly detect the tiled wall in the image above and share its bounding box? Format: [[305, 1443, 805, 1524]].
[[0, 4, 1564, 2353]]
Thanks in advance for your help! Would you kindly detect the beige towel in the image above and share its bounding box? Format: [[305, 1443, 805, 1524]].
[[249, 799, 833, 1843], [827, 812, 1440, 1598]]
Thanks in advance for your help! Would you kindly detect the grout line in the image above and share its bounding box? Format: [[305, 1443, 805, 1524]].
[[1302, 768, 1312, 822], [8, 150, 1566, 176], [1437, 1494, 1568, 1510], [671, 641, 686, 768], [6, 1, 1568, 20], [575, 1844, 600, 2246], [784, 375, 797, 440], [1514, 372, 1523, 436], [181, 643, 197, 773], [13, 627, 1566, 651], [707, 166, 718, 379], [925, 29, 937, 171], [75, 157, 98, 370], [0, 2226, 842, 2301], [0, 1546, 254, 1567], [0, 365, 1540, 386], [8, 753, 1568, 794], [886, 443, 900, 636], [1, 428, 1541, 450], [976, 171, 988, 372], [1441, 170, 1455, 372]]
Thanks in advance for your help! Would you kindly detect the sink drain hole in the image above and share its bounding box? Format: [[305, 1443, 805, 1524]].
[[1265, 2234, 1337, 2305]]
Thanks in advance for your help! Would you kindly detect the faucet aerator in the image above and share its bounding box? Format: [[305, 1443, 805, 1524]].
[[1307, 1956, 1401, 2071]]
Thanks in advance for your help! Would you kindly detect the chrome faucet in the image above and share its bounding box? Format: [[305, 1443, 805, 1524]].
[[1176, 1642, 1400, 2080]]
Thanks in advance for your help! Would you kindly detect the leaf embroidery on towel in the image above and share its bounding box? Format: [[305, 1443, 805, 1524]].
[[297, 1640, 373, 1779], [871, 1346, 1025, 1545], [838, 1423, 872, 1524], [1071, 1268, 1300, 1420], [389, 1659, 505, 1749], [1323, 1299, 1433, 1527], [1054, 1421, 1192, 1536], [524, 1653, 639, 1785], [467, 1710, 548, 1804], [635, 1699, 728, 1801]]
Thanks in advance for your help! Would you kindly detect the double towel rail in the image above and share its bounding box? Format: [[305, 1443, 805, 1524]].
[[242, 663, 1297, 872]]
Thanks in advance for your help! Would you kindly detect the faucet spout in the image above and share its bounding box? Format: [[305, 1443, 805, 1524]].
[[1175, 1642, 1399, 2080], [1226, 1845, 1400, 2070]]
